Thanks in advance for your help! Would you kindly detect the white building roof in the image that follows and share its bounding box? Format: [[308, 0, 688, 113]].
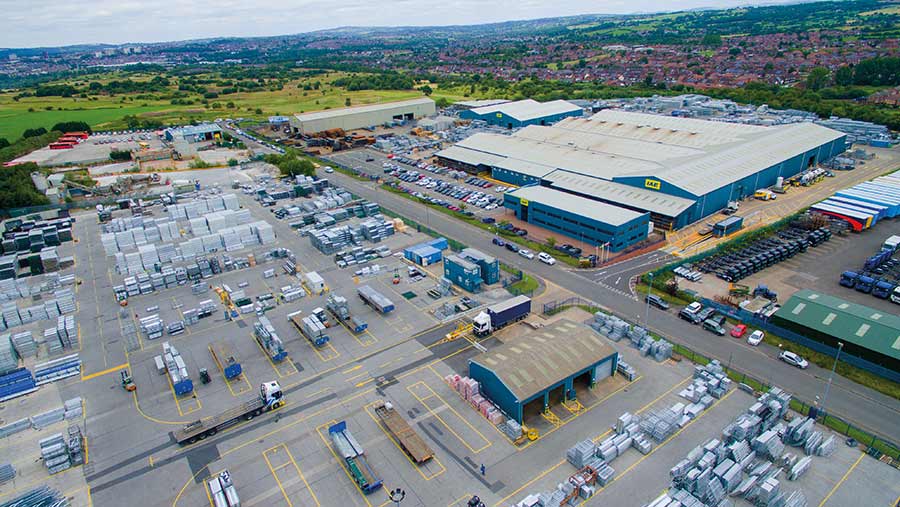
[[293, 97, 434, 122], [440, 110, 845, 198], [508, 185, 646, 226], [470, 99, 582, 122], [456, 99, 511, 108], [543, 170, 695, 217]]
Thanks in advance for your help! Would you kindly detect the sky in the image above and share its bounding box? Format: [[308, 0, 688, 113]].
[[1, 0, 807, 48]]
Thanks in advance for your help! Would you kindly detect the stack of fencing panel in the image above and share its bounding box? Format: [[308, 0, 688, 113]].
[[1, 486, 70, 507], [640, 407, 680, 442], [33, 354, 81, 385], [498, 419, 522, 441], [616, 360, 637, 381], [0, 368, 36, 402], [67, 425, 84, 465], [0, 335, 18, 375], [0, 463, 15, 485], [139, 314, 163, 340], [40, 247, 60, 272], [64, 397, 83, 420], [566, 439, 597, 468], [593, 313, 630, 341], [31, 406, 65, 430], [11, 331, 36, 358]]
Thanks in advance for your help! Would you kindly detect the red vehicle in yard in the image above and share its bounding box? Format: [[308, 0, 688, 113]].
[[730, 324, 747, 338]]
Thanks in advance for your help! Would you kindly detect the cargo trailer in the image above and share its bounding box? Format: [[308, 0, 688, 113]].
[[175, 381, 283, 445], [473, 295, 531, 337], [358, 285, 394, 314], [329, 421, 382, 494], [373, 400, 434, 464]]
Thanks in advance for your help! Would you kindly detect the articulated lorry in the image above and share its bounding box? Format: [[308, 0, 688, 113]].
[[329, 420, 383, 494], [473, 295, 531, 337], [287, 311, 330, 346], [175, 381, 284, 445], [326, 294, 368, 333], [358, 285, 395, 314], [253, 316, 287, 362]]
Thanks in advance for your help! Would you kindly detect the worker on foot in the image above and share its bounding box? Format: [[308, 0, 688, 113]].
[[480, 463, 486, 476]]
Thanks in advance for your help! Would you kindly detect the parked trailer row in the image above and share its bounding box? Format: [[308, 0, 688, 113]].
[[329, 420, 383, 494], [357, 285, 394, 314], [253, 316, 287, 362], [287, 311, 330, 347]]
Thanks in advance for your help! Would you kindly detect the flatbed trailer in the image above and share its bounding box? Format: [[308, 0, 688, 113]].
[[373, 401, 434, 464], [175, 381, 283, 445], [329, 420, 383, 494], [209, 340, 242, 380], [287, 311, 329, 346]]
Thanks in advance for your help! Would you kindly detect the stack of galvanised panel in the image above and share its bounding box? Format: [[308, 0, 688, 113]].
[[0, 334, 17, 375], [40, 247, 60, 272], [615, 360, 637, 381], [566, 439, 596, 468], [34, 354, 81, 385], [67, 425, 84, 466], [64, 398, 82, 420], [3, 303, 22, 328], [31, 406, 66, 430], [0, 463, 15, 485], [11, 331, 36, 358]]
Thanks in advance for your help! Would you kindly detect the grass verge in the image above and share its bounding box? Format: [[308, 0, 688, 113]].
[[507, 273, 539, 295]]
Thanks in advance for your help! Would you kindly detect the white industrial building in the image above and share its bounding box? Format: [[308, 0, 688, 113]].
[[291, 97, 436, 134]]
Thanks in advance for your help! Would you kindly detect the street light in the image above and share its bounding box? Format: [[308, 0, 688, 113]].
[[389, 488, 406, 507], [821, 342, 844, 415], [644, 272, 654, 326]]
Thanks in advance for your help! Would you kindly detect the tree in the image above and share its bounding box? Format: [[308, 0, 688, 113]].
[[254, 108, 263, 115], [435, 97, 451, 108], [51, 121, 91, 133], [805, 67, 830, 91], [345, 97, 351, 107], [109, 149, 132, 161], [227, 158, 239, 167], [834, 65, 854, 86], [22, 127, 47, 138], [226, 101, 235, 109], [545, 236, 557, 248], [0, 138, 8, 149], [264, 149, 315, 178], [701, 33, 722, 46], [420, 85, 433, 96]]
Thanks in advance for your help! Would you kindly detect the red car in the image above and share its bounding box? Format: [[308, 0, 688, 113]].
[[730, 324, 747, 338]]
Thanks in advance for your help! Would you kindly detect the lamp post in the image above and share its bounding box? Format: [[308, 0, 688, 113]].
[[821, 342, 843, 415], [645, 272, 654, 326], [389, 488, 406, 507]]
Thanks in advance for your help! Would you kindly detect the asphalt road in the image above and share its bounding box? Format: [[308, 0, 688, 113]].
[[326, 169, 900, 444]]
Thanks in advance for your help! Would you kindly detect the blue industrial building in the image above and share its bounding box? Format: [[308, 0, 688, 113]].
[[165, 123, 222, 143], [505, 186, 651, 252], [443, 255, 483, 292], [459, 248, 500, 285], [468, 319, 618, 424], [403, 237, 448, 266], [436, 110, 847, 237], [459, 99, 583, 129]]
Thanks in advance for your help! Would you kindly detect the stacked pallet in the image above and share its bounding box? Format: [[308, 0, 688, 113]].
[[31, 407, 65, 430], [0, 463, 15, 485], [1, 486, 69, 507], [39, 426, 84, 474], [11, 331, 36, 358], [0, 335, 18, 374], [64, 397, 83, 420], [445, 374, 505, 425]]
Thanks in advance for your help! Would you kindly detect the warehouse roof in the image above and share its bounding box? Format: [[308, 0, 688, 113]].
[[294, 97, 435, 122], [456, 99, 511, 108], [175, 123, 221, 136], [469, 99, 582, 122], [773, 289, 900, 362], [438, 110, 845, 199], [507, 185, 647, 226], [543, 170, 695, 217], [470, 319, 616, 402]]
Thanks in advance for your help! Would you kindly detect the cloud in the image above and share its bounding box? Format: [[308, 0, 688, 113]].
[[0, 0, 806, 48]]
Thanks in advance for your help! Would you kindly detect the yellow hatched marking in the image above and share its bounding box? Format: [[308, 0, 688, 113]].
[[407, 381, 491, 454]]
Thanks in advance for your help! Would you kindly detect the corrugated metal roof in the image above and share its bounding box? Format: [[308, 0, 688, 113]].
[[294, 97, 434, 122], [543, 170, 694, 217], [469, 319, 616, 401], [661, 122, 844, 195], [508, 185, 647, 226], [177, 124, 221, 136], [773, 289, 900, 362], [470, 99, 582, 122], [456, 99, 511, 108]]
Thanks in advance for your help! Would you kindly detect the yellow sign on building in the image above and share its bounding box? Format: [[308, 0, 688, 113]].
[[644, 179, 661, 190]]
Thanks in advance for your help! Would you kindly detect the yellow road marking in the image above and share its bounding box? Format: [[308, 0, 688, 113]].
[[81, 362, 129, 381], [342, 365, 363, 374], [818, 452, 865, 507], [407, 381, 491, 454]]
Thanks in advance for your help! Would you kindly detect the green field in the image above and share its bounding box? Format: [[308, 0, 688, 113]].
[[0, 72, 469, 141]]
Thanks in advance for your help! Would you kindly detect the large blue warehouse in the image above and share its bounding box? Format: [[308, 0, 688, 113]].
[[459, 99, 583, 128], [468, 319, 618, 423], [437, 110, 847, 238]]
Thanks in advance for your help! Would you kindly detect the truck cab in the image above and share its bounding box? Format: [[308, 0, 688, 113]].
[[261, 381, 284, 409], [891, 286, 900, 305], [855, 275, 875, 294], [839, 271, 859, 288], [873, 281, 896, 299]]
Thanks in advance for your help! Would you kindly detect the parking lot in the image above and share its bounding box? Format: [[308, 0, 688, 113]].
[[2, 169, 897, 507], [12, 132, 167, 166]]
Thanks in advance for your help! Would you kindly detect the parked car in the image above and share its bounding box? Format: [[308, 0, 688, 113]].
[[695, 307, 716, 323], [518, 249, 535, 260], [324, 167, 334, 173], [730, 324, 747, 338], [679, 302, 703, 323], [702, 316, 726, 336], [747, 330, 764, 346], [492, 237, 505, 247], [644, 294, 670, 310], [505, 243, 519, 253], [778, 350, 809, 369], [538, 252, 556, 265]]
